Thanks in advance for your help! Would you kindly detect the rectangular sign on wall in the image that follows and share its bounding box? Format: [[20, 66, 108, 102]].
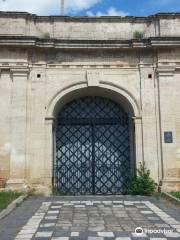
[[164, 132, 173, 143]]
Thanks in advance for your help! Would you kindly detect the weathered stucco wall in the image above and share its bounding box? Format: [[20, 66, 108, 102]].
[[0, 12, 180, 193], [0, 12, 180, 39]]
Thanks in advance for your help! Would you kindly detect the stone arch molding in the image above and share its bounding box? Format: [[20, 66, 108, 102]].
[[46, 82, 141, 118], [44, 82, 143, 191]]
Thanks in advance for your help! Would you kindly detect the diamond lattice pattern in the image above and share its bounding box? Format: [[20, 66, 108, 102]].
[[54, 96, 131, 195]]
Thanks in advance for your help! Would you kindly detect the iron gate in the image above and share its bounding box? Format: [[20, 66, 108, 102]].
[[54, 97, 131, 195]]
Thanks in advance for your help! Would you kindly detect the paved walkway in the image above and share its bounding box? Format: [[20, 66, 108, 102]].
[[0, 196, 180, 240]]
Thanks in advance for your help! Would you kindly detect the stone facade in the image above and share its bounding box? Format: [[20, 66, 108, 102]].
[[0, 12, 179, 194]]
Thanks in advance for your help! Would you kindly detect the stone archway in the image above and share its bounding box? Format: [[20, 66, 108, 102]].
[[45, 83, 142, 194]]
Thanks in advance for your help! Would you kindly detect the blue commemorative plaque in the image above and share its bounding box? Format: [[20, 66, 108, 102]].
[[164, 132, 173, 143]]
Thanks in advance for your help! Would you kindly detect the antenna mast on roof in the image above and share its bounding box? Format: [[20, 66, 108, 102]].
[[61, 0, 64, 16]]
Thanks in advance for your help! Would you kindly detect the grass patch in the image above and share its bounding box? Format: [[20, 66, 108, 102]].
[[170, 192, 180, 199], [0, 191, 21, 212]]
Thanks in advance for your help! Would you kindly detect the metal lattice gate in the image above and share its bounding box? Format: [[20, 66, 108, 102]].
[[53, 97, 131, 195]]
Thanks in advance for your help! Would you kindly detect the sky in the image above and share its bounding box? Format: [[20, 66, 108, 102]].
[[0, 0, 180, 17]]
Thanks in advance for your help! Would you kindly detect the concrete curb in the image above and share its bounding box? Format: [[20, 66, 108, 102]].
[[0, 194, 28, 220], [162, 192, 180, 206]]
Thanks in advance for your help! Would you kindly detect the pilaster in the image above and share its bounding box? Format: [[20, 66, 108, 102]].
[[0, 69, 12, 182], [6, 68, 29, 191], [133, 116, 144, 167], [157, 66, 180, 191], [139, 63, 160, 183]]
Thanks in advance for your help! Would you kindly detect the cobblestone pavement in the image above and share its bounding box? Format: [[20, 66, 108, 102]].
[[0, 196, 180, 240]]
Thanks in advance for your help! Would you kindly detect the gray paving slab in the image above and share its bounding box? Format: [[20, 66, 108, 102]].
[[0, 195, 180, 240]]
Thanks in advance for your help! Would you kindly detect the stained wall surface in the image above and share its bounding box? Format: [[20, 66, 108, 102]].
[[0, 12, 179, 193]]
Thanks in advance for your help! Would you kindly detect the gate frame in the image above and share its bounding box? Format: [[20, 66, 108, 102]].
[[45, 83, 142, 193]]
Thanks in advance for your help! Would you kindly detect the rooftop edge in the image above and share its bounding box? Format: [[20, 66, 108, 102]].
[[0, 11, 180, 20]]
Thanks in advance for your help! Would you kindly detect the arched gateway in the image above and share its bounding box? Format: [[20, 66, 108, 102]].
[[1, 13, 180, 194], [53, 96, 133, 195]]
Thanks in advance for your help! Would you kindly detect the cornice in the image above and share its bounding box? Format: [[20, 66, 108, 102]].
[[0, 11, 180, 22], [10, 67, 30, 77], [1, 36, 180, 50], [156, 66, 175, 77]]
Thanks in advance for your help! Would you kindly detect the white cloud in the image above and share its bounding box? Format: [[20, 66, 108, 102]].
[[65, 0, 102, 13], [0, 0, 102, 15], [87, 7, 129, 17]]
